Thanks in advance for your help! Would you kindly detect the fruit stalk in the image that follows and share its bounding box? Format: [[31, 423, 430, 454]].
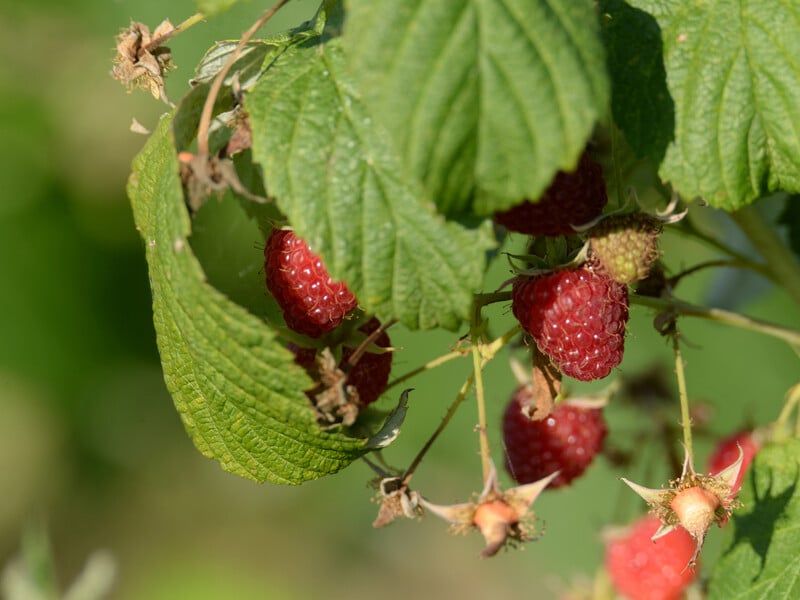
[[672, 332, 694, 466], [632, 294, 800, 351], [472, 334, 492, 483]]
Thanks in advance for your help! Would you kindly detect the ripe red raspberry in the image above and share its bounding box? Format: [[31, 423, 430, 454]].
[[590, 213, 663, 284], [493, 152, 608, 237], [707, 430, 760, 494], [293, 319, 392, 408], [606, 515, 698, 600], [264, 229, 358, 338], [512, 266, 629, 381], [502, 392, 607, 488]]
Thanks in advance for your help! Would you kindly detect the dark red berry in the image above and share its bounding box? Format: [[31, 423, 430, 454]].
[[264, 229, 358, 338], [340, 318, 393, 407], [502, 392, 607, 488], [707, 430, 760, 494], [606, 516, 698, 600], [293, 319, 392, 408], [512, 266, 629, 381], [493, 152, 608, 237]]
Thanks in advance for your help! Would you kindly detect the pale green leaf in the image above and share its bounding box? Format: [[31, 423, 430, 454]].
[[343, 0, 609, 215], [629, 0, 800, 210], [127, 116, 366, 484], [707, 439, 800, 599], [247, 39, 493, 331]]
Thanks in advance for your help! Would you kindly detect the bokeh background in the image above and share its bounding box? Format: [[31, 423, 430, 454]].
[[2, 1, 798, 598]]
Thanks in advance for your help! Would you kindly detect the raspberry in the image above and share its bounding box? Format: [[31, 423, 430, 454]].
[[493, 152, 608, 237], [502, 391, 607, 488], [590, 214, 662, 284], [293, 318, 392, 408], [512, 266, 629, 381], [606, 515, 698, 600], [707, 430, 760, 494], [264, 229, 358, 338]]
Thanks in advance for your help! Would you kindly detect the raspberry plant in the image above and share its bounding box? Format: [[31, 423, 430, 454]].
[[117, 0, 800, 595]]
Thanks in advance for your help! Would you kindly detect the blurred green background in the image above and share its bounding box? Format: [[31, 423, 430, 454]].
[[1, 1, 798, 598]]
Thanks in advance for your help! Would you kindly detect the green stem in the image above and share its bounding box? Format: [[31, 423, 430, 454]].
[[730, 205, 800, 306], [471, 337, 492, 483], [775, 383, 800, 440], [631, 294, 800, 351], [146, 12, 206, 50], [403, 371, 475, 483], [386, 349, 467, 391], [400, 325, 520, 483], [671, 333, 693, 466]]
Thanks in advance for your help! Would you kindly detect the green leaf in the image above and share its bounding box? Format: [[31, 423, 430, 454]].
[[342, 0, 609, 216], [598, 0, 673, 164], [247, 39, 493, 331], [127, 116, 367, 484], [629, 0, 800, 210], [707, 439, 800, 599]]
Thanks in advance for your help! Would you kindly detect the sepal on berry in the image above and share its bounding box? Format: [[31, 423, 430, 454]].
[[420, 463, 558, 558], [621, 445, 745, 566]]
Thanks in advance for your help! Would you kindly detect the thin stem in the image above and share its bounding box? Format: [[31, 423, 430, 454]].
[[403, 371, 475, 483], [197, 0, 293, 157], [631, 294, 800, 351], [775, 383, 800, 440], [673, 220, 770, 275], [669, 258, 771, 286], [386, 349, 467, 392], [730, 205, 800, 306], [472, 337, 492, 483], [400, 325, 520, 483], [150, 12, 206, 49], [671, 332, 693, 465]]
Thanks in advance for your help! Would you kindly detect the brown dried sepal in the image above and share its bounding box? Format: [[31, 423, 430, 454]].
[[308, 348, 362, 428], [112, 20, 176, 104], [178, 151, 269, 214], [372, 477, 421, 528]]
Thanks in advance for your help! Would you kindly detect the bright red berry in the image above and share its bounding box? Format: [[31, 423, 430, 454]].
[[512, 266, 629, 381], [493, 152, 608, 237], [293, 318, 392, 408], [707, 430, 760, 494], [264, 229, 358, 338], [606, 515, 698, 600], [502, 391, 607, 488]]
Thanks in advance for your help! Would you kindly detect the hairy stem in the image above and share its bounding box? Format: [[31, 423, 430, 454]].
[[197, 0, 293, 157], [730, 205, 800, 306], [471, 337, 492, 483], [671, 332, 694, 466], [401, 325, 520, 483], [631, 294, 800, 351]]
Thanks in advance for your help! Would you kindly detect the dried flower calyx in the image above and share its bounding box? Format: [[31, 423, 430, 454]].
[[621, 445, 745, 566], [420, 463, 558, 558], [112, 20, 177, 104]]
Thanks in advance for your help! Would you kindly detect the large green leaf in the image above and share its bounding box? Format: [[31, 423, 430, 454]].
[[599, 0, 673, 164], [707, 439, 800, 599], [342, 0, 609, 216], [629, 0, 800, 210], [127, 116, 367, 484], [247, 39, 493, 331]]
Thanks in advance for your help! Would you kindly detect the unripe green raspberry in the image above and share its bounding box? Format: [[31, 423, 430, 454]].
[[589, 214, 662, 285]]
